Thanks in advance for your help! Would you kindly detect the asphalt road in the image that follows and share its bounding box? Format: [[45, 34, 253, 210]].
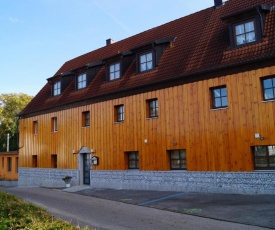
[[0, 187, 272, 230]]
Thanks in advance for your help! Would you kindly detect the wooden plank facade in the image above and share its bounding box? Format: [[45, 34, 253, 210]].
[[18, 0, 275, 190], [19, 65, 275, 172], [0, 152, 18, 180]]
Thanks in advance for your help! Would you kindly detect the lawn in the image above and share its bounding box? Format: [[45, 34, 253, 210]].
[[0, 191, 90, 230]]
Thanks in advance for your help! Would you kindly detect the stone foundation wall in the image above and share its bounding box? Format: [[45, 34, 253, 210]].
[[18, 168, 275, 194], [90, 170, 275, 194], [18, 168, 78, 188], [0, 180, 18, 187]]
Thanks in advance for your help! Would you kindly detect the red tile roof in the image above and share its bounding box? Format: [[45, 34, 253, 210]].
[[21, 0, 275, 116]]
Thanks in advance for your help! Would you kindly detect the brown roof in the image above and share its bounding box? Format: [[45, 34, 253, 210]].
[[20, 0, 275, 116]]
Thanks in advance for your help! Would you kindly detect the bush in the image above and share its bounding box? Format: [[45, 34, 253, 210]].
[[0, 191, 90, 229]]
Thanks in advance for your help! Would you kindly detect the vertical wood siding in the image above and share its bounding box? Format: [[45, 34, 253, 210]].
[[0, 154, 18, 180], [19, 66, 275, 171]]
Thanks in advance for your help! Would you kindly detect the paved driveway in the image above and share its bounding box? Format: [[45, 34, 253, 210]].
[[75, 188, 275, 229], [1, 187, 274, 230]]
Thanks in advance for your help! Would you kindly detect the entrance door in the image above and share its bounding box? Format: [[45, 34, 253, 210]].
[[83, 153, 90, 185]]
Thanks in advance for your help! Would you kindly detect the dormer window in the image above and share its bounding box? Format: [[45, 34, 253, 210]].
[[78, 73, 87, 89], [139, 52, 153, 72], [53, 81, 61, 96], [234, 19, 256, 46], [109, 62, 120, 81], [222, 4, 271, 49]]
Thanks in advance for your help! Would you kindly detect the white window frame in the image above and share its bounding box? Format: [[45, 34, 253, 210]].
[[109, 62, 120, 81], [53, 81, 61, 96], [78, 73, 87, 89], [139, 52, 153, 72]]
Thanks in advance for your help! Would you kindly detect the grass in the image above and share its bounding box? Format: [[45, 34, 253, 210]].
[[0, 191, 90, 230]]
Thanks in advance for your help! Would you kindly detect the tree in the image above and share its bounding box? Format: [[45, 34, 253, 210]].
[[0, 93, 33, 152]]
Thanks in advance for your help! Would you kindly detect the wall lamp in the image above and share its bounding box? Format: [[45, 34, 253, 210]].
[[255, 133, 264, 140]]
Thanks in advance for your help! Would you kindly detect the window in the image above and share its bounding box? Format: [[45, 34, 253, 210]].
[[115, 105, 124, 122], [139, 52, 153, 72], [109, 63, 120, 80], [128, 152, 139, 169], [82, 111, 90, 127], [33, 121, 38, 135], [147, 99, 158, 118], [2, 157, 4, 169], [170, 150, 187, 170], [53, 81, 61, 96], [51, 117, 57, 132], [51, 154, 57, 168], [78, 73, 87, 89], [211, 86, 228, 109], [253, 146, 275, 170], [262, 77, 275, 101], [234, 20, 256, 46], [16, 157, 19, 173], [32, 155, 37, 168], [7, 157, 12, 172]]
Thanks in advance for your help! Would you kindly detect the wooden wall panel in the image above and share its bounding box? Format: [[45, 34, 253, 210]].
[[19, 65, 275, 172]]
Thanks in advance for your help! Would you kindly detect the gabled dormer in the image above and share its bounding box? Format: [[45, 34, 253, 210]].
[[130, 37, 175, 74], [222, 4, 271, 49], [48, 71, 74, 97], [103, 51, 133, 82]]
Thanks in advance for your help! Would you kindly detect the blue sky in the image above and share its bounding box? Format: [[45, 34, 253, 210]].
[[0, 0, 214, 96]]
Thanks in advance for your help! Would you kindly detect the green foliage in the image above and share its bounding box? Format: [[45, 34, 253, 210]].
[[0, 191, 90, 229], [0, 93, 33, 152]]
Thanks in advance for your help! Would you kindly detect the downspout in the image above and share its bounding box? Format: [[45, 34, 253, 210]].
[[256, 6, 264, 37]]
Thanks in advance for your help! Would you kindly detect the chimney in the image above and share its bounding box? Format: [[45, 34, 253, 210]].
[[106, 38, 115, 46], [214, 0, 223, 7]]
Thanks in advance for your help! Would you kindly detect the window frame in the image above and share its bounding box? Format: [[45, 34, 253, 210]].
[[169, 149, 187, 170], [115, 105, 124, 122], [1, 157, 4, 169], [7, 157, 12, 172], [33, 121, 38, 135], [51, 154, 57, 168], [32, 155, 38, 168], [147, 98, 158, 118], [109, 62, 121, 81], [53, 81, 61, 96], [210, 86, 228, 109], [233, 18, 257, 47], [127, 151, 139, 169], [77, 73, 87, 89], [82, 111, 90, 127], [262, 77, 275, 101], [139, 51, 154, 73], [16, 157, 19, 173], [51, 117, 57, 133], [253, 145, 275, 170]]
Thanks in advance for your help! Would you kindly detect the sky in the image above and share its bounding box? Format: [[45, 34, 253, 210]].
[[0, 0, 214, 96]]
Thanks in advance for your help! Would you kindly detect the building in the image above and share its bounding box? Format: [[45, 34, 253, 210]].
[[0, 152, 18, 181], [19, 0, 275, 194]]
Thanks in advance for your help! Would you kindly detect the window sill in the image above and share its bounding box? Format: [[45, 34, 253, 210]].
[[81, 126, 90, 128], [146, 116, 158, 120], [261, 100, 275, 103], [114, 121, 124, 124], [210, 107, 228, 111], [51, 131, 57, 134]]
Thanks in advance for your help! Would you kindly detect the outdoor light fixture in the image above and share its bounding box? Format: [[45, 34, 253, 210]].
[[255, 133, 264, 140]]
